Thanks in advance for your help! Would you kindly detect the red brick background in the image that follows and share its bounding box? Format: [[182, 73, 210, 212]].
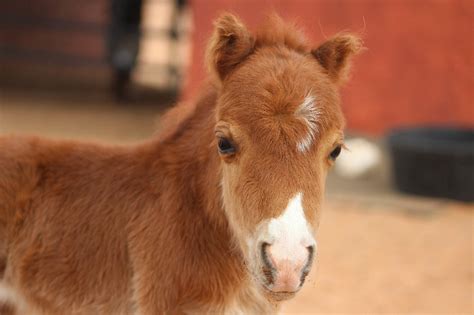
[[184, 0, 473, 135]]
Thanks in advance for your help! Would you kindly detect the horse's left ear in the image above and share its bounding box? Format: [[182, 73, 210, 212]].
[[311, 34, 363, 86], [206, 13, 255, 82]]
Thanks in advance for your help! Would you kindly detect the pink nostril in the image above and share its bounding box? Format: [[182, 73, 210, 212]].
[[300, 245, 315, 285], [260, 242, 275, 285]]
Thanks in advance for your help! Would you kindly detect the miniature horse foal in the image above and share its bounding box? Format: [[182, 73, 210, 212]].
[[0, 13, 361, 314]]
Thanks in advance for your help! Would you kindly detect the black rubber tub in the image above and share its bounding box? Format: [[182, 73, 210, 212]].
[[387, 127, 474, 202]]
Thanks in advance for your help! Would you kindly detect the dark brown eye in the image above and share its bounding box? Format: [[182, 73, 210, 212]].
[[218, 138, 235, 155], [329, 145, 342, 161]]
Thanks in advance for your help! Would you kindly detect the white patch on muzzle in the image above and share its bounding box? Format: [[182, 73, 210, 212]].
[[266, 192, 316, 263]]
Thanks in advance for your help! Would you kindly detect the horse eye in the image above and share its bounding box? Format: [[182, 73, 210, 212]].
[[218, 138, 235, 154], [329, 145, 342, 161]]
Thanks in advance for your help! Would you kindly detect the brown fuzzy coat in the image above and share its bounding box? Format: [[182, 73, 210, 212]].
[[0, 88, 260, 314], [0, 12, 361, 314]]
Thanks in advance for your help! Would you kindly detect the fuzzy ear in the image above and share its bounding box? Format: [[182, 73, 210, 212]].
[[311, 34, 363, 85], [206, 13, 255, 81]]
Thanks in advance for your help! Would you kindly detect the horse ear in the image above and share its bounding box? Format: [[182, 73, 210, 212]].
[[206, 13, 255, 81], [311, 34, 363, 85]]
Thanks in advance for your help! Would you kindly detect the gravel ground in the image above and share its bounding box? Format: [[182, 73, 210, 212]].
[[283, 198, 472, 314], [1, 88, 472, 314]]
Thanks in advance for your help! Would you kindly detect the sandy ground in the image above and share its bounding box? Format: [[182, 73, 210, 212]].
[[0, 88, 472, 314]]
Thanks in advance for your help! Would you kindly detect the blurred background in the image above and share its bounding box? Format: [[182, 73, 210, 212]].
[[0, 0, 472, 313]]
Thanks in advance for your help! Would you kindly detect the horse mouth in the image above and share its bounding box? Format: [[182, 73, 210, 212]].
[[262, 286, 298, 301], [259, 281, 300, 301]]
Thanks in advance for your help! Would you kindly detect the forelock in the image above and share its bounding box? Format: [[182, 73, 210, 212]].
[[255, 14, 309, 54]]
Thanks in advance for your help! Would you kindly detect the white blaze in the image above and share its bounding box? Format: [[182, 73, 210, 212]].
[[266, 192, 316, 263]]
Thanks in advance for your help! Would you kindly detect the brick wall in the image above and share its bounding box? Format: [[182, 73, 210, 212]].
[[0, 1, 109, 62]]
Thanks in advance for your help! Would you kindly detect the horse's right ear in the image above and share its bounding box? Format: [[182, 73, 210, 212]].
[[206, 13, 255, 82]]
